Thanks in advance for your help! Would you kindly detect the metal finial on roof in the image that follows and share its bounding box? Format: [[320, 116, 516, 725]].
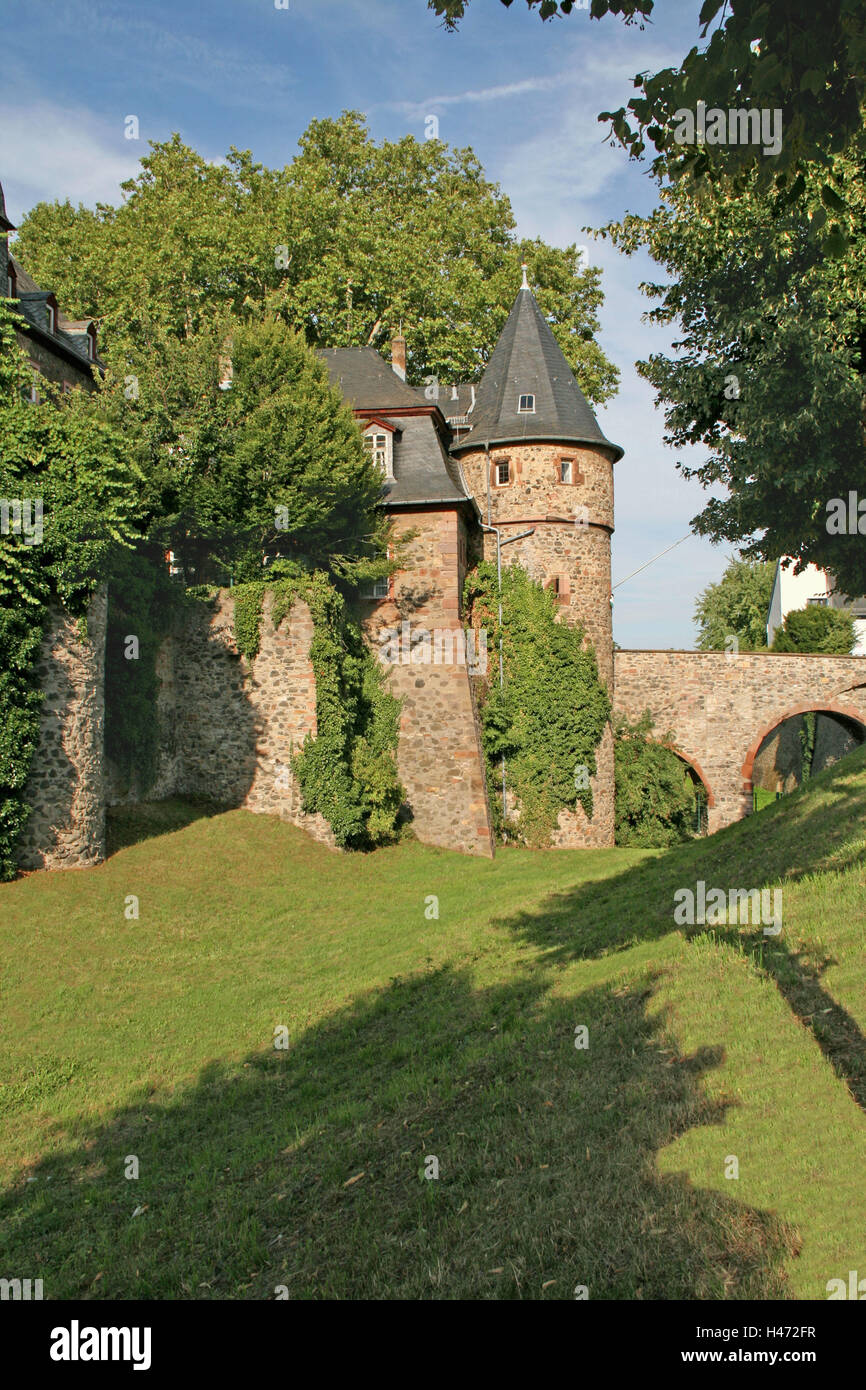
[[521, 263, 530, 290]]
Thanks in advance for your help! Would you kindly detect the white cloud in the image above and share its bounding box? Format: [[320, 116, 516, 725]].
[[0, 102, 140, 218], [386, 73, 571, 118]]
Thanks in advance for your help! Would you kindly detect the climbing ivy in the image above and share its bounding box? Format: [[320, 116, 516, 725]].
[[230, 565, 404, 848], [0, 300, 139, 878], [104, 547, 184, 795], [613, 711, 697, 848], [465, 560, 610, 847]]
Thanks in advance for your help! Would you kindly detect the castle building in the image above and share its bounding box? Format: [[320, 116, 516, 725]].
[[0, 179, 101, 396], [319, 270, 622, 849]]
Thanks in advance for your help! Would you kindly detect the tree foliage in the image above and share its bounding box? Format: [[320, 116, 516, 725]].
[[429, 0, 866, 194], [770, 604, 856, 654], [694, 557, 775, 651], [90, 314, 389, 586], [613, 711, 697, 848], [601, 130, 866, 597], [0, 300, 140, 877], [13, 119, 617, 401], [465, 561, 610, 846]]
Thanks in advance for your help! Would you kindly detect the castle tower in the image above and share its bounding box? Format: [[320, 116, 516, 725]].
[[452, 273, 623, 845]]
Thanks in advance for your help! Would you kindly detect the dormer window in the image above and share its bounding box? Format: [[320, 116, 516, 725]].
[[7, 262, 16, 298], [87, 326, 97, 360], [46, 303, 56, 334], [517, 393, 535, 413], [364, 425, 394, 478]]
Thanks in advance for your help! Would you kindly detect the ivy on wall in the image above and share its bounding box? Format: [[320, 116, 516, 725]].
[[613, 712, 697, 848], [0, 300, 139, 879], [104, 547, 185, 796], [230, 565, 405, 849], [465, 560, 610, 847]]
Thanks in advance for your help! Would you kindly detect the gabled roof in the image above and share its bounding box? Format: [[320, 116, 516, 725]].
[[318, 346, 424, 411], [451, 284, 623, 460], [319, 346, 473, 510]]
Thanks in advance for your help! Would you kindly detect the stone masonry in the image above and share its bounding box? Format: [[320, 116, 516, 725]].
[[613, 649, 866, 832], [361, 508, 495, 857], [17, 587, 108, 870], [458, 441, 616, 848], [107, 590, 335, 847]]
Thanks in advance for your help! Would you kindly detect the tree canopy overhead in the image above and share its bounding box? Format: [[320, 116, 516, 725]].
[[13, 114, 617, 402], [428, 0, 866, 189], [601, 123, 866, 597]]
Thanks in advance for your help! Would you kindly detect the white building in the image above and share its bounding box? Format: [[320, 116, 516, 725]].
[[767, 559, 866, 654]]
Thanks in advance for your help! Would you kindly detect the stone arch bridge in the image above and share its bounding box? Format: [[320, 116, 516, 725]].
[[614, 650, 866, 833]]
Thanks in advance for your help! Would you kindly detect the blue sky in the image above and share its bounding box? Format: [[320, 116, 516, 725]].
[[1, 0, 734, 648]]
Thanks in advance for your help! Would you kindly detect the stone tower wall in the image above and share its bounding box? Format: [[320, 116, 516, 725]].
[[17, 587, 108, 870], [457, 441, 616, 847], [359, 508, 495, 857]]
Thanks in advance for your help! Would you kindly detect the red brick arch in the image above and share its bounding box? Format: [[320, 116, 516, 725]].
[[658, 743, 716, 807], [740, 702, 866, 789]]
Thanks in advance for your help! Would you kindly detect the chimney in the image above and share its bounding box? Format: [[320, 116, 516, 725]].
[[391, 332, 407, 381]]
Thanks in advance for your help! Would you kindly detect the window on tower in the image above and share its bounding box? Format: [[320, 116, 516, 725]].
[[495, 460, 510, 486], [517, 393, 535, 413], [560, 459, 573, 483]]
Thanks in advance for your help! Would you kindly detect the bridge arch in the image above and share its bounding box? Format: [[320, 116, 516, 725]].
[[660, 743, 715, 808], [741, 701, 866, 790]]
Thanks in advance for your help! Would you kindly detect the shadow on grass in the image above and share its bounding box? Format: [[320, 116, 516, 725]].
[[713, 928, 866, 1114], [493, 746, 866, 1119], [499, 746, 866, 967], [0, 963, 798, 1301], [106, 799, 227, 856]]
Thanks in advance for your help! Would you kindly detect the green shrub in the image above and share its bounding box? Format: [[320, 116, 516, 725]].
[[614, 712, 697, 848], [771, 604, 855, 654]]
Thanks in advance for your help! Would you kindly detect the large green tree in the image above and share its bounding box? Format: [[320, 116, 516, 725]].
[[93, 314, 389, 585], [12, 117, 617, 400], [602, 127, 866, 597], [694, 558, 775, 651]]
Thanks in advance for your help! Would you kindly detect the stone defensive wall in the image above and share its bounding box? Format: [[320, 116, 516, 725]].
[[614, 649, 866, 833], [18, 583, 495, 871]]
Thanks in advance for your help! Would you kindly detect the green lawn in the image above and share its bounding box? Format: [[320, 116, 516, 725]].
[[1, 748, 865, 1300]]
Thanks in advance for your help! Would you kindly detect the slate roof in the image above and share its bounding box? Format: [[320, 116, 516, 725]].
[[440, 382, 477, 422], [379, 414, 472, 508], [10, 257, 99, 371], [318, 347, 474, 510], [0, 180, 14, 232], [318, 346, 424, 410], [451, 285, 623, 460]]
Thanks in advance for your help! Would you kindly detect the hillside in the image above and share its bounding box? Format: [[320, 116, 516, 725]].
[[1, 747, 865, 1299]]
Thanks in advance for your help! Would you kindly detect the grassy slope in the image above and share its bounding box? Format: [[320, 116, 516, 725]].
[[1, 749, 865, 1300]]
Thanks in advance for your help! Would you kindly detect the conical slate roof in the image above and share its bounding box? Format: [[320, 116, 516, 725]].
[[452, 284, 622, 460]]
